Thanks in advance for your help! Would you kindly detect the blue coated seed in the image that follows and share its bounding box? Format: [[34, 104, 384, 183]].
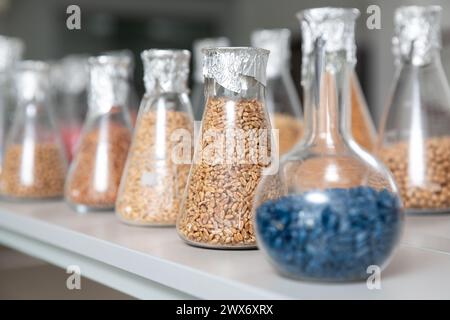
[[255, 187, 403, 281]]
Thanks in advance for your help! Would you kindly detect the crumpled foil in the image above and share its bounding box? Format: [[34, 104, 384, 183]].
[[193, 37, 230, 83], [298, 7, 359, 76], [88, 54, 132, 114], [0, 36, 24, 71], [251, 29, 291, 79], [14, 61, 50, 102], [141, 49, 190, 94], [393, 6, 441, 66], [203, 47, 269, 93]]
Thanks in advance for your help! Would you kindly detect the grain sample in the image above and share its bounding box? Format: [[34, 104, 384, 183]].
[[272, 113, 303, 155], [116, 111, 193, 225], [0, 143, 66, 199], [65, 123, 131, 209], [380, 136, 450, 211], [177, 97, 271, 248]]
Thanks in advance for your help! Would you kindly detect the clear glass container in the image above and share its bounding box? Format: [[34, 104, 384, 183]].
[[254, 8, 404, 281], [177, 47, 273, 249], [65, 55, 133, 213], [378, 6, 450, 214], [251, 29, 303, 155], [50, 54, 89, 162], [191, 37, 230, 121], [116, 49, 194, 226], [0, 61, 67, 200], [0, 36, 24, 177]]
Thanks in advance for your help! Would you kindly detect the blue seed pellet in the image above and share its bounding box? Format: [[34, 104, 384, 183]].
[[255, 186, 403, 281]]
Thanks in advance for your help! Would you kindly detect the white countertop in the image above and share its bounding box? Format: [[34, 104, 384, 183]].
[[1, 200, 450, 299]]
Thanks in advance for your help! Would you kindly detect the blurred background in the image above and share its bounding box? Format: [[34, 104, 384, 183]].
[[1, 0, 450, 126]]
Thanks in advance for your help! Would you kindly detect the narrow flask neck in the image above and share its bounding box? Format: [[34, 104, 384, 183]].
[[302, 43, 352, 150]]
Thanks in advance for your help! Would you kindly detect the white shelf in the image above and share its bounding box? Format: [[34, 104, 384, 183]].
[[1, 200, 450, 299]]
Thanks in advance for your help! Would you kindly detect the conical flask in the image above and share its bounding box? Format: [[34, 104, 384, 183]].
[[65, 55, 133, 212], [378, 6, 450, 213], [251, 28, 303, 155], [0, 61, 67, 200], [116, 49, 194, 226]]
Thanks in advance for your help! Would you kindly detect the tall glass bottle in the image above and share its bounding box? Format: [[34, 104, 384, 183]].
[[254, 8, 403, 281], [0, 36, 24, 177], [0, 61, 67, 200], [65, 55, 133, 212], [51, 54, 89, 162], [251, 29, 303, 155], [116, 49, 194, 226], [378, 6, 450, 213], [191, 37, 230, 121], [177, 47, 272, 249]]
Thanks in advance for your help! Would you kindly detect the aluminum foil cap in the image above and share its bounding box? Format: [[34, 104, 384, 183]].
[[251, 29, 291, 78], [88, 54, 132, 114], [393, 6, 441, 66], [14, 61, 50, 102], [141, 49, 190, 94], [297, 7, 360, 73], [0, 36, 24, 71], [193, 37, 230, 83], [203, 47, 269, 93]]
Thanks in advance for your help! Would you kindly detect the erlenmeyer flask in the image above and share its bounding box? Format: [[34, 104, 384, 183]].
[[50, 54, 89, 162], [116, 49, 194, 226], [251, 29, 303, 155], [177, 47, 273, 249], [65, 55, 133, 212], [0, 36, 24, 177], [378, 6, 450, 213], [0, 61, 67, 200], [191, 37, 230, 121], [254, 8, 403, 281]]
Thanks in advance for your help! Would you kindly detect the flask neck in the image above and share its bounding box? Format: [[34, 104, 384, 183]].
[[204, 77, 266, 101], [302, 42, 352, 150]]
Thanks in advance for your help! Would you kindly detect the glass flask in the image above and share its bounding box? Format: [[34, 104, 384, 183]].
[[116, 49, 194, 226], [191, 37, 230, 121], [50, 54, 89, 162], [350, 71, 377, 151], [251, 29, 303, 155], [103, 49, 139, 126], [65, 55, 133, 213], [177, 47, 273, 249], [0, 36, 24, 177], [378, 6, 450, 214], [0, 61, 67, 200], [254, 8, 404, 281]]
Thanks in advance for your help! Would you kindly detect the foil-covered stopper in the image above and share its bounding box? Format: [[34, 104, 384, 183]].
[[251, 29, 291, 78], [141, 49, 190, 94], [88, 54, 132, 113], [193, 37, 230, 83], [51, 54, 89, 94], [0, 36, 24, 71], [203, 47, 269, 93], [297, 7, 360, 72], [393, 6, 441, 66], [102, 49, 135, 79], [14, 61, 50, 102]]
